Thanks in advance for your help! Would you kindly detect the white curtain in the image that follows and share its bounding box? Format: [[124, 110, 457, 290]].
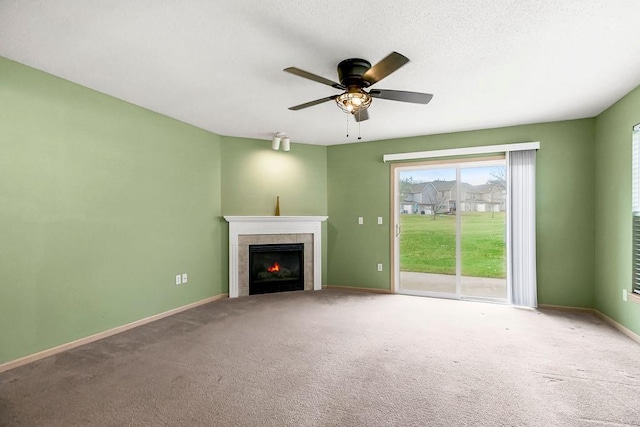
[[508, 150, 537, 307]]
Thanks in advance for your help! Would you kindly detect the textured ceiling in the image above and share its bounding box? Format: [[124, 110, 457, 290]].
[[1, 0, 640, 146]]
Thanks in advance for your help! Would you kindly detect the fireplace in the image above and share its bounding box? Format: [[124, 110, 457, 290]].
[[223, 216, 328, 298], [249, 243, 304, 295]]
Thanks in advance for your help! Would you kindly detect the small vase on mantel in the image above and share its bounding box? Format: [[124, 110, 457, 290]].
[[275, 196, 280, 216]]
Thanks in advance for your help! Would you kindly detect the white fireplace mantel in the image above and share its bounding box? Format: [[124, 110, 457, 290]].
[[224, 216, 328, 298]]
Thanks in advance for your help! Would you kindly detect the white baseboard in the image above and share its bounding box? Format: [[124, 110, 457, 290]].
[[539, 304, 640, 345], [538, 304, 594, 313], [593, 310, 640, 345], [0, 293, 228, 374], [325, 285, 392, 294]]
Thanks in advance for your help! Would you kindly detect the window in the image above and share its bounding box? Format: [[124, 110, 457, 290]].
[[633, 123, 640, 295]]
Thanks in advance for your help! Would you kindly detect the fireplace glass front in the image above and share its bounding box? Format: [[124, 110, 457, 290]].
[[249, 243, 304, 295]]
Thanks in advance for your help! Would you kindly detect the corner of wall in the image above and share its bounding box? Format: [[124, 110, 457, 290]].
[[593, 83, 640, 336]]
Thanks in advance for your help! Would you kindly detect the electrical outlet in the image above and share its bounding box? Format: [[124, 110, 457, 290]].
[[378, 216, 383, 225], [377, 263, 383, 272], [358, 217, 364, 225], [623, 289, 628, 302], [175, 275, 182, 285], [182, 273, 188, 284]]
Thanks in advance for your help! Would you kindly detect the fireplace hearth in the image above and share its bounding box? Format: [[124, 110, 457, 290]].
[[249, 243, 304, 295]]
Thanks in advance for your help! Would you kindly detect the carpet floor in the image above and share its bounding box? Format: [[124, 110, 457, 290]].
[[1, 290, 639, 426]]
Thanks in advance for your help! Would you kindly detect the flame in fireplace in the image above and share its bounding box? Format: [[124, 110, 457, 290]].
[[267, 262, 280, 273]]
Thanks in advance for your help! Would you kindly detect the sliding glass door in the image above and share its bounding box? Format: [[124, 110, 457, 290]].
[[397, 166, 458, 298], [459, 165, 507, 300], [393, 159, 508, 303]]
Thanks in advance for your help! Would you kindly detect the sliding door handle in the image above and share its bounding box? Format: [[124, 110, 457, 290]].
[[395, 224, 401, 237]]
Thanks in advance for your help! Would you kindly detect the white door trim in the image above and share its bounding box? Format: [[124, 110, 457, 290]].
[[391, 158, 507, 300]]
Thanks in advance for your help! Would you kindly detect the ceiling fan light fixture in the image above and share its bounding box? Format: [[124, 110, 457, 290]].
[[336, 90, 372, 114]]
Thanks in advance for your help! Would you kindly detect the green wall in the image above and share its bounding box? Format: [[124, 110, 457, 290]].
[[221, 137, 327, 216], [594, 84, 640, 336], [220, 137, 328, 288], [327, 119, 596, 307], [0, 57, 224, 364]]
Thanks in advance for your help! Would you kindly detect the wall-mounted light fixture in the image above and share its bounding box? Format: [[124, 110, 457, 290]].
[[281, 136, 290, 152], [271, 132, 282, 150], [272, 132, 291, 151]]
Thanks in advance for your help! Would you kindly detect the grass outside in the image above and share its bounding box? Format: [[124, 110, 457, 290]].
[[400, 212, 506, 278]]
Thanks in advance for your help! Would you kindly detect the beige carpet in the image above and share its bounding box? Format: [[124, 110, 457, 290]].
[[1, 290, 639, 426]]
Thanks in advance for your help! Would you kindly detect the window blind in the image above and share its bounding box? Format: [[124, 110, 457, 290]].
[[633, 124, 640, 295]]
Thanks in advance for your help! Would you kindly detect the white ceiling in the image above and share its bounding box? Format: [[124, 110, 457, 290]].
[[1, 0, 640, 146]]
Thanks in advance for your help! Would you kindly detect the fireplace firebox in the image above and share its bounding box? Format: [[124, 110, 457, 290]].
[[249, 243, 304, 295]]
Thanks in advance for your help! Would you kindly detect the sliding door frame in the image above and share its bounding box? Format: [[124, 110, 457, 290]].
[[390, 156, 506, 299]]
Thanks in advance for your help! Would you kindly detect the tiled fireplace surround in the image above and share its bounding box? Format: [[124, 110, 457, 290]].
[[224, 216, 328, 298]]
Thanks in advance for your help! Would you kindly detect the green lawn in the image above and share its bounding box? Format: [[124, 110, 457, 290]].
[[400, 212, 506, 278]]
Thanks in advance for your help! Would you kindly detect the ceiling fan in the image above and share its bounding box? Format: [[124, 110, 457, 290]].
[[284, 52, 433, 122]]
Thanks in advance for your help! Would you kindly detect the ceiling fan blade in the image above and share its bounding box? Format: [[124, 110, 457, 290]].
[[362, 52, 410, 86], [369, 89, 433, 104], [288, 95, 338, 111], [284, 67, 345, 90], [354, 109, 369, 122]]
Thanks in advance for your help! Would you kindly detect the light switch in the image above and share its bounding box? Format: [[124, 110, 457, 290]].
[[182, 273, 188, 284], [378, 216, 383, 225], [358, 217, 364, 225]]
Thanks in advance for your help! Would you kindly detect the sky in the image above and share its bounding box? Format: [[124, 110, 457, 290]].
[[400, 165, 505, 185]]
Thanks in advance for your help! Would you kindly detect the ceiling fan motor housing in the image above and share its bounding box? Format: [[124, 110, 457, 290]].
[[337, 58, 372, 88]]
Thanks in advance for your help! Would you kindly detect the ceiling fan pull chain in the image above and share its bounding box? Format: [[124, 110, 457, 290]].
[[346, 114, 349, 138], [358, 114, 362, 140]]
